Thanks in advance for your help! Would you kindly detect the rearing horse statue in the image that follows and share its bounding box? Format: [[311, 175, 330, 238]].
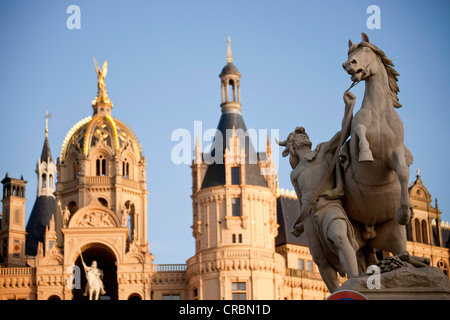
[[341, 33, 413, 258]]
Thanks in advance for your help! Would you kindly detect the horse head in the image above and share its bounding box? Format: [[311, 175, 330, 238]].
[[342, 33, 379, 83], [342, 33, 401, 108]]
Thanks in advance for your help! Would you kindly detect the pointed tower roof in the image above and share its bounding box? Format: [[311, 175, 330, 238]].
[[25, 196, 56, 256], [26, 111, 56, 256], [201, 38, 267, 189], [40, 137, 52, 163], [40, 111, 52, 163]]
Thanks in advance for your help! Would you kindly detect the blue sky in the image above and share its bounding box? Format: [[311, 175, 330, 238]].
[[0, 1, 449, 264]]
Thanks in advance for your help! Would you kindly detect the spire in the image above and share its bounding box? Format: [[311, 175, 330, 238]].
[[227, 36, 233, 64], [201, 40, 267, 190], [41, 111, 52, 163], [37, 111, 56, 197], [194, 136, 202, 164], [266, 133, 272, 158]]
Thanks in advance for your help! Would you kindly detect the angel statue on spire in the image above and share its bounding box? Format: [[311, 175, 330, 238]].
[[93, 57, 108, 91]]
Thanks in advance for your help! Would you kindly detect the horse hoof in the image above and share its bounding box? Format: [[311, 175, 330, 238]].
[[359, 150, 374, 162]]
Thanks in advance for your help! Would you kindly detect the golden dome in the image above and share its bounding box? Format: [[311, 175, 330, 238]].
[[60, 114, 143, 162]]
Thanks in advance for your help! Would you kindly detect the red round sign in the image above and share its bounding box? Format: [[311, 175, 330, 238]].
[[326, 290, 368, 300]]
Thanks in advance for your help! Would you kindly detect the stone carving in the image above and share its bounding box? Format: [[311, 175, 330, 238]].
[[340, 254, 450, 299], [57, 200, 71, 227], [121, 204, 129, 227], [79, 160, 86, 176], [278, 33, 435, 294], [340, 33, 413, 259], [115, 159, 122, 176], [63, 206, 70, 227], [80, 251, 106, 300], [369, 251, 430, 274], [76, 211, 115, 227], [277, 93, 358, 293]]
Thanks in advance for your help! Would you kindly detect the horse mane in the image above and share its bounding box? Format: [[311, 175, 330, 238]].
[[349, 41, 402, 108]]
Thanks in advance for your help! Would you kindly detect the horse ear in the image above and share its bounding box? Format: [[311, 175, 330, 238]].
[[348, 39, 353, 48], [361, 32, 370, 43]]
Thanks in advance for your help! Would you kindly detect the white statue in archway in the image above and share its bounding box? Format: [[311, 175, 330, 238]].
[[80, 251, 106, 300]]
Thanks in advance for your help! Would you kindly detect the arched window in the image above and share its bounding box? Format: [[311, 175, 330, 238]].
[[98, 197, 108, 208], [96, 155, 106, 176], [123, 159, 130, 179], [73, 161, 80, 179], [68, 201, 78, 216], [228, 80, 235, 101], [414, 219, 422, 243], [41, 174, 47, 188], [49, 174, 53, 189], [421, 220, 428, 245]]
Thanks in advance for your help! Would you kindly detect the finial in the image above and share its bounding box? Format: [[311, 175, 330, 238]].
[[416, 168, 420, 177], [92, 57, 112, 110], [195, 136, 201, 151], [227, 36, 233, 64], [264, 134, 272, 158], [45, 110, 52, 138], [194, 136, 202, 163]]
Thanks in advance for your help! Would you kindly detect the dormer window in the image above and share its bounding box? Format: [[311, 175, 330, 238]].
[[231, 167, 240, 185]]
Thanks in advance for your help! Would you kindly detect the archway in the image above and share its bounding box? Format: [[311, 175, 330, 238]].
[[128, 293, 142, 300], [73, 243, 118, 300]]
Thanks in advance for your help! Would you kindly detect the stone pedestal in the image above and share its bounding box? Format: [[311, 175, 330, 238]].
[[339, 266, 450, 300]]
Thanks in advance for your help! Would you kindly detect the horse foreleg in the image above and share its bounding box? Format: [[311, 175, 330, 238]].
[[354, 124, 374, 162], [391, 145, 413, 225]]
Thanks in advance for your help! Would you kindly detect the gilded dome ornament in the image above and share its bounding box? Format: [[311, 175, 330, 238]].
[[92, 57, 112, 108], [59, 59, 143, 162]]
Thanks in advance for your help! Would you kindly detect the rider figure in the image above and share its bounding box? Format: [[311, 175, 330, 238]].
[[81, 259, 106, 299]]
